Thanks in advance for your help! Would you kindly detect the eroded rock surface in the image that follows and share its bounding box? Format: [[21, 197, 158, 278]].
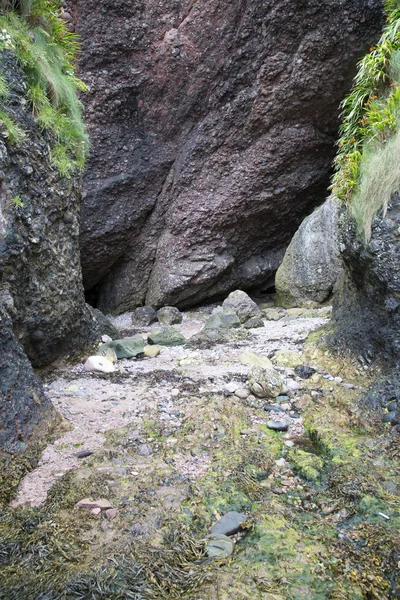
[[72, 0, 382, 312]]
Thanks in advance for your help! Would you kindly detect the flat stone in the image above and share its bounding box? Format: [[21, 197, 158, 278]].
[[76, 498, 113, 510], [84, 356, 116, 374], [267, 420, 289, 431], [210, 511, 248, 536], [205, 534, 234, 559], [99, 335, 144, 359], [148, 327, 186, 346], [239, 351, 273, 369], [387, 400, 398, 412], [264, 404, 281, 412], [74, 450, 94, 459], [105, 508, 118, 520], [285, 379, 302, 391], [91, 508, 101, 515]]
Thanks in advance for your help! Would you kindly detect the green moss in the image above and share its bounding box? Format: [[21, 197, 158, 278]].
[[0, 2, 88, 176], [287, 448, 323, 483]]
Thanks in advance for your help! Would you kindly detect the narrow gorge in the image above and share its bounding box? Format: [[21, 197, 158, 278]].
[[0, 1, 399, 599]]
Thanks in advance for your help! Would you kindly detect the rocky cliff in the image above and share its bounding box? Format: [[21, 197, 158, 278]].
[[72, 0, 383, 313]]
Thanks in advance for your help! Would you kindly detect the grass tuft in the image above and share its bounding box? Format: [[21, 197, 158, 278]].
[[0, 1, 88, 176]]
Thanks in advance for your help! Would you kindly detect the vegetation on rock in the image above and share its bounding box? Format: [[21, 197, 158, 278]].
[[331, 0, 400, 240], [0, 0, 88, 176]]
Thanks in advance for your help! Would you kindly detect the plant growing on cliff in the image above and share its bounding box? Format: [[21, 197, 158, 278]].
[[331, 0, 400, 239], [0, 0, 88, 176]]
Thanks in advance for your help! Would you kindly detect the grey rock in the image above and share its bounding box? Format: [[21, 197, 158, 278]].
[[294, 366, 317, 379], [77, 0, 382, 312], [267, 420, 289, 431], [138, 444, 153, 456], [205, 534, 234, 559], [210, 511, 248, 536], [263, 308, 283, 321], [382, 411, 399, 426], [99, 335, 144, 359], [264, 404, 282, 412], [157, 306, 183, 326], [132, 306, 157, 326], [204, 312, 241, 330], [243, 316, 264, 329], [148, 327, 186, 346], [222, 290, 261, 324], [387, 400, 398, 412], [74, 450, 94, 458], [248, 366, 286, 399], [275, 196, 343, 307]]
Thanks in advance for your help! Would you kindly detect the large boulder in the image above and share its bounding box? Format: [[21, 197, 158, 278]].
[[275, 196, 342, 307], [71, 0, 382, 312]]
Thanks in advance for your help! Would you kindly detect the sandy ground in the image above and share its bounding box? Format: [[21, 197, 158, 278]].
[[11, 305, 330, 507]]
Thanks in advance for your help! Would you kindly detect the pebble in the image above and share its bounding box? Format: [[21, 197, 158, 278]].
[[267, 420, 289, 431], [224, 382, 239, 394], [234, 388, 250, 399], [76, 498, 113, 510], [285, 379, 301, 391], [205, 534, 234, 559], [84, 356, 116, 374], [105, 508, 118, 520], [264, 404, 281, 412], [74, 450, 94, 458], [138, 444, 153, 456]]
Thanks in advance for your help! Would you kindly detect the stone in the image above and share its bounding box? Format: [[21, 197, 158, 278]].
[[84, 356, 116, 373], [148, 327, 186, 346], [76, 498, 113, 510], [144, 345, 161, 357], [78, 1, 382, 313], [205, 534, 235, 559], [204, 312, 241, 330], [264, 404, 281, 412], [74, 450, 94, 458], [105, 508, 118, 520], [157, 306, 183, 325], [275, 196, 343, 307], [138, 444, 153, 456], [239, 351, 273, 369], [99, 335, 144, 359], [210, 511, 248, 536], [98, 346, 118, 363], [294, 365, 317, 379], [248, 366, 286, 398], [243, 316, 264, 329], [132, 306, 157, 326], [382, 411, 399, 426], [285, 379, 302, 391], [263, 308, 283, 321], [267, 420, 289, 431], [224, 382, 239, 394], [272, 350, 302, 368], [234, 388, 250, 400], [387, 400, 398, 412], [222, 290, 261, 324]]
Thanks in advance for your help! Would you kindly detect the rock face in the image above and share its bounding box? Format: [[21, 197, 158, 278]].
[[332, 194, 400, 367], [0, 302, 57, 461], [0, 53, 109, 368], [275, 196, 342, 307], [71, 0, 382, 313]]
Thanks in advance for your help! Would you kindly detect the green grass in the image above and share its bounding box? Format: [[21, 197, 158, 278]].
[[331, 0, 400, 239], [0, 108, 25, 142], [0, 1, 88, 176]]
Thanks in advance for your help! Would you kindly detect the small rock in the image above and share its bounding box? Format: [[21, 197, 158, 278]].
[[74, 450, 94, 459], [222, 290, 261, 323], [342, 383, 355, 389], [157, 306, 183, 325], [144, 344, 161, 357], [171, 388, 180, 397], [264, 404, 281, 412], [387, 400, 398, 412], [249, 366, 286, 398], [383, 411, 399, 425], [76, 498, 113, 510], [205, 534, 234, 559], [210, 511, 248, 536], [99, 335, 144, 359], [105, 508, 118, 520], [267, 420, 289, 431], [132, 306, 157, 326], [263, 308, 283, 321], [234, 388, 250, 399], [204, 312, 241, 330], [138, 444, 153, 456], [91, 508, 101, 515], [294, 365, 317, 379], [286, 308, 304, 316], [148, 327, 186, 346], [224, 382, 239, 394], [285, 379, 302, 391], [101, 335, 112, 343], [272, 350, 302, 368], [243, 316, 264, 329], [84, 356, 116, 374]]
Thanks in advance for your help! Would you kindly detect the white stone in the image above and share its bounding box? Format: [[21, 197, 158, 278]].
[[84, 356, 116, 374]]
